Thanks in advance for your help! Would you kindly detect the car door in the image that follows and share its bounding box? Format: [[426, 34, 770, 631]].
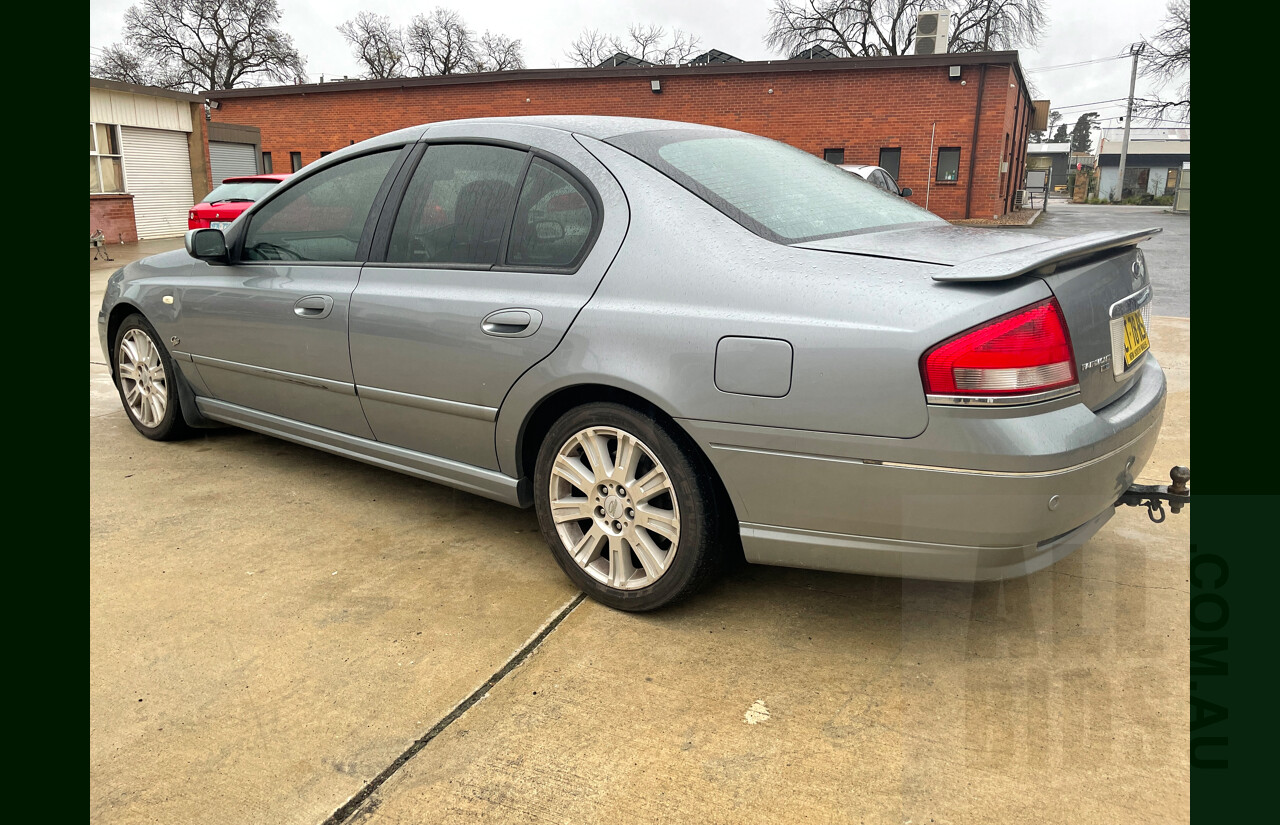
[[174, 147, 406, 437], [349, 124, 628, 470]]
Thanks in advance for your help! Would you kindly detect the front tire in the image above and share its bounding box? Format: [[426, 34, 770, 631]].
[[113, 313, 191, 441], [533, 402, 724, 611]]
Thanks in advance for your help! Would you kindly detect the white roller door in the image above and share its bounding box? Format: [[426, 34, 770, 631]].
[[209, 141, 258, 183], [121, 126, 194, 239]]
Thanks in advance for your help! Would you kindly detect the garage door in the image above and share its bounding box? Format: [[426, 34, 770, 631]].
[[209, 141, 258, 184], [121, 126, 194, 239]]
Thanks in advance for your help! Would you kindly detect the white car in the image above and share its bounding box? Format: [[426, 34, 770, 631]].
[[839, 164, 912, 198]]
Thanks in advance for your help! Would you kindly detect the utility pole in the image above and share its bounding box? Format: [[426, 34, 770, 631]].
[[1115, 43, 1144, 201]]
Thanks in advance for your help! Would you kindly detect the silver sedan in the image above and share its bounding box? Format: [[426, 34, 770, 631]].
[[99, 116, 1168, 611]]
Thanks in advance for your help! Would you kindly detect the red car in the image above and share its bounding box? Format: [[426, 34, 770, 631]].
[[188, 174, 290, 230]]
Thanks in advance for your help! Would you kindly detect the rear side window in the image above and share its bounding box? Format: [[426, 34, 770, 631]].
[[608, 129, 940, 244], [506, 158, 595, 268], [242, 150, 396, 262], [387, 144, 527, 265]]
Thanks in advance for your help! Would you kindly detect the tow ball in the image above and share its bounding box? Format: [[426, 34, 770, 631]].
[[1115, 466, 1190, 523]]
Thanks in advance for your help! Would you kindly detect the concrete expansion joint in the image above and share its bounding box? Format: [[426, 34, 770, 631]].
[[322, 592, 587, 825]]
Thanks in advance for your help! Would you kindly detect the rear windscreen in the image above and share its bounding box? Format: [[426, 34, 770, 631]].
[[607, 129, 941, 244]]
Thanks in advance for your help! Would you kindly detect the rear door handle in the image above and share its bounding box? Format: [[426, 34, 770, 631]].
[[481, 308, 542, 338], [294, 295, 334, 319]]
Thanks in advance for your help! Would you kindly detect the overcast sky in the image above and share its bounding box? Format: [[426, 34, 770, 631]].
[[89, 0, 1185, 134]]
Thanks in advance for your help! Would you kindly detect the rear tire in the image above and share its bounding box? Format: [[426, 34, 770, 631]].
[[533, 402, 724, 611], [113, 313, 192, 441]]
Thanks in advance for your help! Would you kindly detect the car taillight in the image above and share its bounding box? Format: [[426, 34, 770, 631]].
[[189, 211, 197, 220], [922, 298, 1077, 397]]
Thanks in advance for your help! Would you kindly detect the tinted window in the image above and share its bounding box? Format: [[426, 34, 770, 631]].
[[937, 148, 961, 182], [879, 148, 901, 181], [506, 159, 595, 268], [387, 144, 527, 265], [609, 129, 941, 243], [242, 151, 396, 262]]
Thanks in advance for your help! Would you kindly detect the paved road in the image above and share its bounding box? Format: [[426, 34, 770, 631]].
[[1011, 201, 1190, 318], [91, 240, 1191, 825]]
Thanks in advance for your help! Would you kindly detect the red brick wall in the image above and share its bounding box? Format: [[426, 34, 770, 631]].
[[212, 63, 1029, 220], [90, 194, 138, 244]]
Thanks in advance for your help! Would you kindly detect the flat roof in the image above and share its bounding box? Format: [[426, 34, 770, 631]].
[[90, 76, 204, 103], [204, 50, 1031, 104]]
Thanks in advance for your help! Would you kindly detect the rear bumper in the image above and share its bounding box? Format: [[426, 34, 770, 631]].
[[740, 508, 1114, 581], [679, 355, 1166, 580]]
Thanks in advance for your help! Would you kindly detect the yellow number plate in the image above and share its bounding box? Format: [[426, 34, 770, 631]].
[[1123, 310, 1150, 366]]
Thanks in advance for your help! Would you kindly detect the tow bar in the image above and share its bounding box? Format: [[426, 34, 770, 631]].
[[1116, 466, 1190, 523]]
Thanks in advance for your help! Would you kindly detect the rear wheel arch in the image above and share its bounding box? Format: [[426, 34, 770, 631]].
[[515, 384, 740, 532]]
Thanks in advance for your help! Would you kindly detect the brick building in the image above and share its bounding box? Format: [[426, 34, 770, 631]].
[[208, 51, 1038, 221]]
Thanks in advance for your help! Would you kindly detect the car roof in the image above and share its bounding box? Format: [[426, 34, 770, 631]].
[[420, 115, 743, 141], [838, 165, 878, 174], [218, 174, 290, 184]]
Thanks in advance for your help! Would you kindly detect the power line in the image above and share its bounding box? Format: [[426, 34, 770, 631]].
[[1025, 55, 1128, 73]]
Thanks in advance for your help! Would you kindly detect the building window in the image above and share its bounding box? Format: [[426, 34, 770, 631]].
[[290, 152, 303, 172], [878, 148, 901, 181], [262, 152, 273, 173], [320, 151, 332, 157], [823, 148, 845, 164], [1164, 168, 1179, 195], [936, 147, 961, 182], [90, 123, 125, 194]]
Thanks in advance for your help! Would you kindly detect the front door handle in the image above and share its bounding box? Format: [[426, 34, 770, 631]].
[[294, 295, 334, 319], [482, 308, 543, 338]]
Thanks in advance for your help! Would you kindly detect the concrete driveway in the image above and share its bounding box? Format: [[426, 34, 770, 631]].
[[90, 224, 1190, 824]]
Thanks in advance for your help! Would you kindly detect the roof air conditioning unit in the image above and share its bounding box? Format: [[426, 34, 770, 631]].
[[914, 10, 951, 55]]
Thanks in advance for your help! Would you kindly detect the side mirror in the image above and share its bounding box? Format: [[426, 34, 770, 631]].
[[185, 228, 228, 262], [899, 187, 913, 197]]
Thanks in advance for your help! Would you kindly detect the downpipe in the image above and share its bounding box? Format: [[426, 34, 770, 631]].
[[1116, 466, 1190, 523]]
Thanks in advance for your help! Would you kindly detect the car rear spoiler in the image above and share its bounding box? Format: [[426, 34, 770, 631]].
[[932, 227, 1163, 282]]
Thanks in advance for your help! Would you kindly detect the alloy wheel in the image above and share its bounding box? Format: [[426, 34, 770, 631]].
[[548, 426, 681, 590], [118, 328, 168, 428]]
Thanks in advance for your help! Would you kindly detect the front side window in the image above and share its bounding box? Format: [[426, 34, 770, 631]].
[[879, 148, 901, 181], [609, 129, 940, 244], [242, 150, 397, 262], [90, 123, 125, 194], [386, 143, 527, 265], [936, 147, 961, 182], [506, 159, 595, 268]]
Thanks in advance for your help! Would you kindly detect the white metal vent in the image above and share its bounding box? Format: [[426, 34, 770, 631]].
[[914, 11, 951, 54]]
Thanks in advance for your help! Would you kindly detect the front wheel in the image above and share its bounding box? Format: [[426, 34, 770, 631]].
[[113, 313, 191, 441], [532, 402, 724, 611]]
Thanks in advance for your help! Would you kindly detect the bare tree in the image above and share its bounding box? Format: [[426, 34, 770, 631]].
[[1136, 0, 1190, 122], [764, 0, 1046, 58], [338, 12, 405, 79], [92, 44, 181, 88], [765, 0, 922, 58], [947, 0, 1047, 52], [406, 7, 475, 75], [471, 32, 526, 72], [566, 24, 703, 66], [566, 29, 613, 66], [92, 0, 306, 92]]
